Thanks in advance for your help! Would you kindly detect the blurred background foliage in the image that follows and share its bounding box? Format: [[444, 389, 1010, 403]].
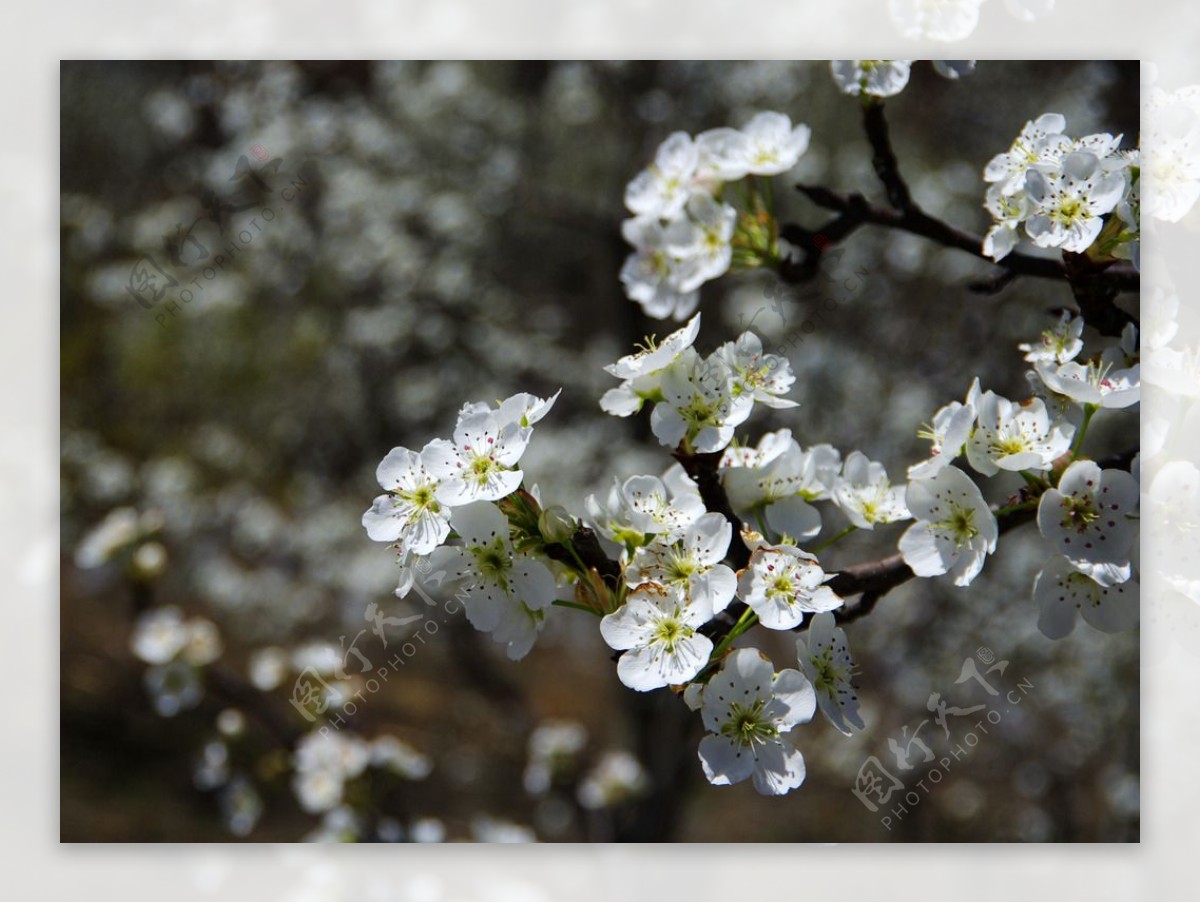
[[61, 60, 1138, 842]]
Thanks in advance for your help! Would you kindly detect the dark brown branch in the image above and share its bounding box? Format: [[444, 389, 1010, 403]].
[[863, 100, 915, 213]]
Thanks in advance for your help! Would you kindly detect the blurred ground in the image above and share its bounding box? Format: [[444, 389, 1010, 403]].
[[60, 60, 1139, 842]]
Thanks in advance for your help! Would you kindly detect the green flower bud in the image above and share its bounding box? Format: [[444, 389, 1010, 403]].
[[538, 506, 577, 544]]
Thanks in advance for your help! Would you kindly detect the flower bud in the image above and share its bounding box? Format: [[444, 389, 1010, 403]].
[[538, 506, 577, 544]]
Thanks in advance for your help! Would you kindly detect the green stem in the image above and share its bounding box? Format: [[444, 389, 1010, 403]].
[[811, 525, 857, 553], [992, 498, 1039, 518], [561, 539, 590, 577], [1070, 404, 1098, 461], [1019, 470, 1050, 492], [551, 598, 600, 616], [710, 606, 759, 663]]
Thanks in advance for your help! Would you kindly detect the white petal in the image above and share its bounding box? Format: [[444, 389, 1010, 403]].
[[375, 447, 422, 490], [450, 501, 510, 548], [362, 495, 405, 543], [767, 667, 817, 729], [685, 512, 733, 565], [766, 495, 822, 541], [899, 523, 954, 578], [750, 739, 806, 796], [698, 734, 756, 787], [509, 557, 558, 611]]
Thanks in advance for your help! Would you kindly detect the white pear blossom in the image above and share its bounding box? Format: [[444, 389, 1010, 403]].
[[696, 648, 816, 796], [723, 438, 841, 541], [460, 389, 561, 431], [909, 380, 980, 480], [982, 183, 1031, 260], [649, 352, 753, 453], [665, 194, 738, 293], [982, 222, 1019, 261], [795, 612, 864, 736], [429, 501, 557, 660], [1024, 150, 1127, 252], [900, 465, 998, 587], [984, 113, 1069, 195], [585, 472, 706, 549], [696, 111, 811, 180], [1115, 159, 1140, 270], [1036, 460, 1138, 568], [966, 391, 1074, 476], [737, 543, 842, 630], [604, 313, 701, 381], [887, 0, 984, 42], [830, 60, 912, 98], [1034, 556, 1139, 639], [1034, 354, 1140, 409], [423, 411, 531, 506], [712, 332, 798, 409], [619, 217, 700, 321], [600, 583, 714, 691], [627, 512, 737, 617], [719, 428, 796, 470], [661, 461, 704, 508], [362, 442, 453, 554], [624, 131, 700, 220], [601, 314, 701, 416], [833, 451, 911, 529], [1020, 311, 1085, 365]]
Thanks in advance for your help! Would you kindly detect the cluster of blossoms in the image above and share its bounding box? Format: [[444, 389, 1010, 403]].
[[362, 389, 562, 659], [599, 313, 797, 453], [903, 309, 1140, 633], [351, 91, 1141, 804], [360, 301, 1138, 798], [982, 112, 1140, 267], [130, 606, 222, 716], [720, 431, 911, 545], [620, 112, 812, 320]]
